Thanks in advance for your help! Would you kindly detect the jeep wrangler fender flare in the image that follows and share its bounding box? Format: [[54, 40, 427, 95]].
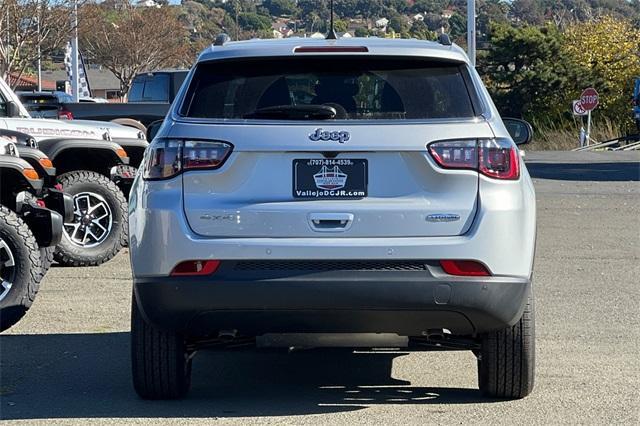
[[0, 157, 43, 203], [37, 138, 128, 177]]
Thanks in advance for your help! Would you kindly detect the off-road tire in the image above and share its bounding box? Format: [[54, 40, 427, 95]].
[[40, 246, 55, 275], [0, 206, 43, 331], [131, 292, 192, 399], [54, 171, 127, 267], [478, 296, 535, 399]]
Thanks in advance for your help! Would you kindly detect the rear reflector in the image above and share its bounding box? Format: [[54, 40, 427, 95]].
[[171, 260, 221, 276], [294, 46, 369, 53], [440, 260, 490, 276]]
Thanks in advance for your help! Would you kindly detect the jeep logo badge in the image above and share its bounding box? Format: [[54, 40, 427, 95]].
[[309, 128, 350, 144]]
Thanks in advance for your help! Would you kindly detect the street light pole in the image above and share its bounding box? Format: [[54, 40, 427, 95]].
[[71, 0, 79, 101], [467, 0, 476, 67]]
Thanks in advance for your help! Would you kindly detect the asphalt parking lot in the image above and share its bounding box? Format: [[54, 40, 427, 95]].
[[1, 151, 639, 425]]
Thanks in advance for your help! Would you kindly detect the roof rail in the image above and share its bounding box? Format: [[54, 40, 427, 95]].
[[214, 33, 230, 46], [438, 33, 452, 46]]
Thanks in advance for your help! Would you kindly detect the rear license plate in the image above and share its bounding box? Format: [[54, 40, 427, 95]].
[[293, 159, 368, 199]]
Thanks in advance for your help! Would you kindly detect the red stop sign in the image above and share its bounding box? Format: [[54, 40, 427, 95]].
[[580, 88, 599, 111]]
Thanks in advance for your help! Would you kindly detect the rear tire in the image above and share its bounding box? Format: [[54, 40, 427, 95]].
[[131, 291, 192, 399], [477, 296, 535, 399], [54, 171, 127, 267], [0, 206, 43, 332]]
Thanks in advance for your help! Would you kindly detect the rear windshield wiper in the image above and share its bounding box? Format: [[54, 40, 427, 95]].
[[244, 105, 337, 120]]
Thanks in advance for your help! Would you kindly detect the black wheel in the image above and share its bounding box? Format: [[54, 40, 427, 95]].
[[131, 291, 192, 399], [54, 171, 127, 267], [0, 206, 43, 332], [477, 296, 535, 399]]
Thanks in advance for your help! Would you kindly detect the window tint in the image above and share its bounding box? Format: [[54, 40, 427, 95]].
[[181, 57, 476, 120], [128, 77, 144, 101], [129, 74, 170, 102]]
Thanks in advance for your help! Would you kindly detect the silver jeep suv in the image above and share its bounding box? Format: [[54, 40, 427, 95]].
[[129, 36, 536, 400]]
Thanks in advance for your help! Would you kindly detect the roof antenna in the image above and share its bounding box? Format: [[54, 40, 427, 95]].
[[326, 0, 337, 40]]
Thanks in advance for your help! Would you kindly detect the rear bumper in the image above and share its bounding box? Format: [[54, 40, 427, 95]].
[[134, 262, 531, 338]]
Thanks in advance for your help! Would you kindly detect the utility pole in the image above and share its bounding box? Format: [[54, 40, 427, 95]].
[[37, 16, 41, 91], [234, 0, 240, 41], [71, 0, 79, 101], [467, 0, 476, 67]]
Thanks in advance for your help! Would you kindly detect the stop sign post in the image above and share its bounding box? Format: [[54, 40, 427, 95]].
[[579, 88, 599, 147]]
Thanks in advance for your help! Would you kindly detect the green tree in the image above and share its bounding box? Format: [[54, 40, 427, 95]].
[[479, 22, 581, 120], [354, 27, 369, 37], [238, 12, 272, 32], [409, 20, 435, 40], [334, 19, 348, 33], [448, 13, 466, 38], [262, 0, 298, 17], [564, 16, 640, 130], [410, 0, 449, 14], [389, 14, 409, 34]]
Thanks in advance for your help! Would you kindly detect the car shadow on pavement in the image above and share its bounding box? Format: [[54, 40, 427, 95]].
[[0, 332, 495, 420], [526, 162, 640, 181]]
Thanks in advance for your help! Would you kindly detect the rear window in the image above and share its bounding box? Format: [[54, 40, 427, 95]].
[[129, 74, 170, 102], [180, 57, 476, 121]]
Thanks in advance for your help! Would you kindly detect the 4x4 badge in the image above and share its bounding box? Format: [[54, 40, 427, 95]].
[[309, 128, 350, 144]]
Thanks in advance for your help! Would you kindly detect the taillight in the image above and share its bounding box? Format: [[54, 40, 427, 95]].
[[428, 140, 477, 170], [183, 141, 232, 170], [440, 260, 491, 276], [171, 260, 221, 276], [142, 139, 232, 180], [58, 107, 73, 120], [478, 139, 520, 180], [428, 138, 520, 180]]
